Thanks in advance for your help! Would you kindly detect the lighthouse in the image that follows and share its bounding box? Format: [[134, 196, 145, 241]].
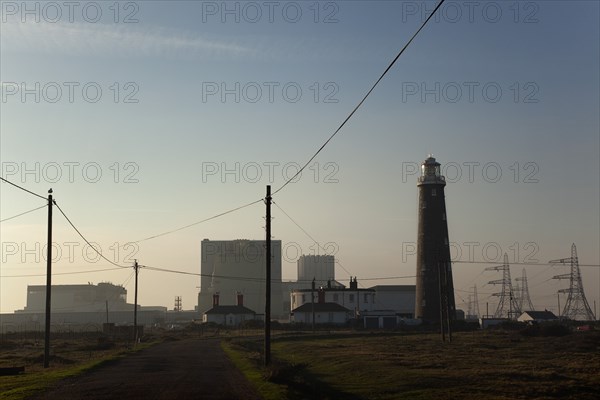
[[415, 156, 456, 323]]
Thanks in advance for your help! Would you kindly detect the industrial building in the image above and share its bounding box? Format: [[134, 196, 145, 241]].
[[20, 282, 132, 313], [197, 239, 284, 319], [1, 282, 167, 332], [297, 255, 335, 284]]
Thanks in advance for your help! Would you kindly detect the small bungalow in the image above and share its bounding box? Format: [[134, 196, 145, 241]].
[[203, 293, 256, 326], [517, 310, 558, 324]]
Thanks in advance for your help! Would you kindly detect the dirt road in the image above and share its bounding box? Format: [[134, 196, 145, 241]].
[[28, 338, 263, 400]]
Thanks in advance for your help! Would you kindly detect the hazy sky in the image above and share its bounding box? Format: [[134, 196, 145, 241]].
[[1, 1, 598, 315]]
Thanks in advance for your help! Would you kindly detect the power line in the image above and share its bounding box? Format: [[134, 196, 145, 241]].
[[272, 200, 355, 278], [358, 275, 416, 281], [53, 201, 129, 269], [0, 176, 47, 200], [0, 204, 46, 223], [140, 263, 413, 283], [127, 198, 263, 245], [453, 260, 600, 268], [272, 0, 447, 195], [0, 267, 126, 278]]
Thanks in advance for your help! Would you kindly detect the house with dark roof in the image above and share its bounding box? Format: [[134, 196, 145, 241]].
[[202, 293, 256, 326], [291, 301, 352, 324], [517, 310, 559, 324]]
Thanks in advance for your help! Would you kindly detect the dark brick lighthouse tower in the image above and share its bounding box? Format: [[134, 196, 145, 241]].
[[415, 156, 456, 323]]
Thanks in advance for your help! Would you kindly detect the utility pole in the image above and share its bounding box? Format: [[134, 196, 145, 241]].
[[133, 259, 139, 343], [438, 262, 445, 342], [445, 262, 452, 342], [264, 185, 271, 366], [311, 278, 315, 333], [43, 189, 53, 368], [557, 292, 561, 318]]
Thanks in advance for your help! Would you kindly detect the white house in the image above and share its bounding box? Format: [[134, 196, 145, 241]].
[[517, 310, 558, 324], [202, 293, 256, 326], [290, 278, 376, 319]]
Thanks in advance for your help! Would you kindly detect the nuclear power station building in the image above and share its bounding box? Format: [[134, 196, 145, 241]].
[[198, 239, 284, 319], [415, 156, 456, 322]]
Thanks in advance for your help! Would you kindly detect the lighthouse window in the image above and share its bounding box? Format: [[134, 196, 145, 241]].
[[442, 213, 446, 220], [431, 188, 437, 196]]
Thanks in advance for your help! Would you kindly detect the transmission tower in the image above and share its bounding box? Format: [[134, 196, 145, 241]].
[[515, 268, 535, 312], [551, 243, 595, 321], [466, 285, 481, 319], [486, 254, 520, 319], [174, 296, 182, 312]]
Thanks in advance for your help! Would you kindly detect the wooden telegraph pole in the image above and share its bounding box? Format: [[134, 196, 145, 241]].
[[43, 189, 53, 368], [264, 186, 272, 366], [133, 260, 139, 343]]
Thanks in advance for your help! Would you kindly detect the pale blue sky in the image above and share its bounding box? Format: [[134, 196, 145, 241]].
[[1, 1, 598, 314]]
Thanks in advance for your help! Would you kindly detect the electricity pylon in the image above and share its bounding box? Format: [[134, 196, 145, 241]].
[[466, 285, 480, 319], [551, 243, 595, 321], [486, 254, 520, 319], [515, 269, 535, 312]]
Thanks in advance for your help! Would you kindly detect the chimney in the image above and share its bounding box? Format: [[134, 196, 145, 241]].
[[237, 292, 244, 306], [318, 288, 325, 304], [350, 277, 358, 290], [213, 293, 220, 307]]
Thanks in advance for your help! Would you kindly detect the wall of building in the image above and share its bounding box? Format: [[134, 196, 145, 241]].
[[22, 283, 130, 313], [203, 312, 254, 326], [372, 285, 416, 317], [297, 255, 335, 283], [0, 309, 166, 332], [292, 310, 348, 324]]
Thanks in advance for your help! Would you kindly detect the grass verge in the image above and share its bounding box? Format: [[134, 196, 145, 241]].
[[221, 340, 287, 400], [223, 330, 600, 400]]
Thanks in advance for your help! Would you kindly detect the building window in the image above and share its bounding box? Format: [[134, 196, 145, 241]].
[[431, 188, 437, 196], [442, 213, 446, 221], [302, 294, 305, 304], [364, 294, 368, 303], [333, 293, 339, 302], [349, 294, 354, 303], [444, 237, 449, 245]]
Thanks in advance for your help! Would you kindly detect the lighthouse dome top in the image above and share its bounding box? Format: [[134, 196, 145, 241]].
[[418, 155, 445, 185], [423, 155, 439, 165]]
